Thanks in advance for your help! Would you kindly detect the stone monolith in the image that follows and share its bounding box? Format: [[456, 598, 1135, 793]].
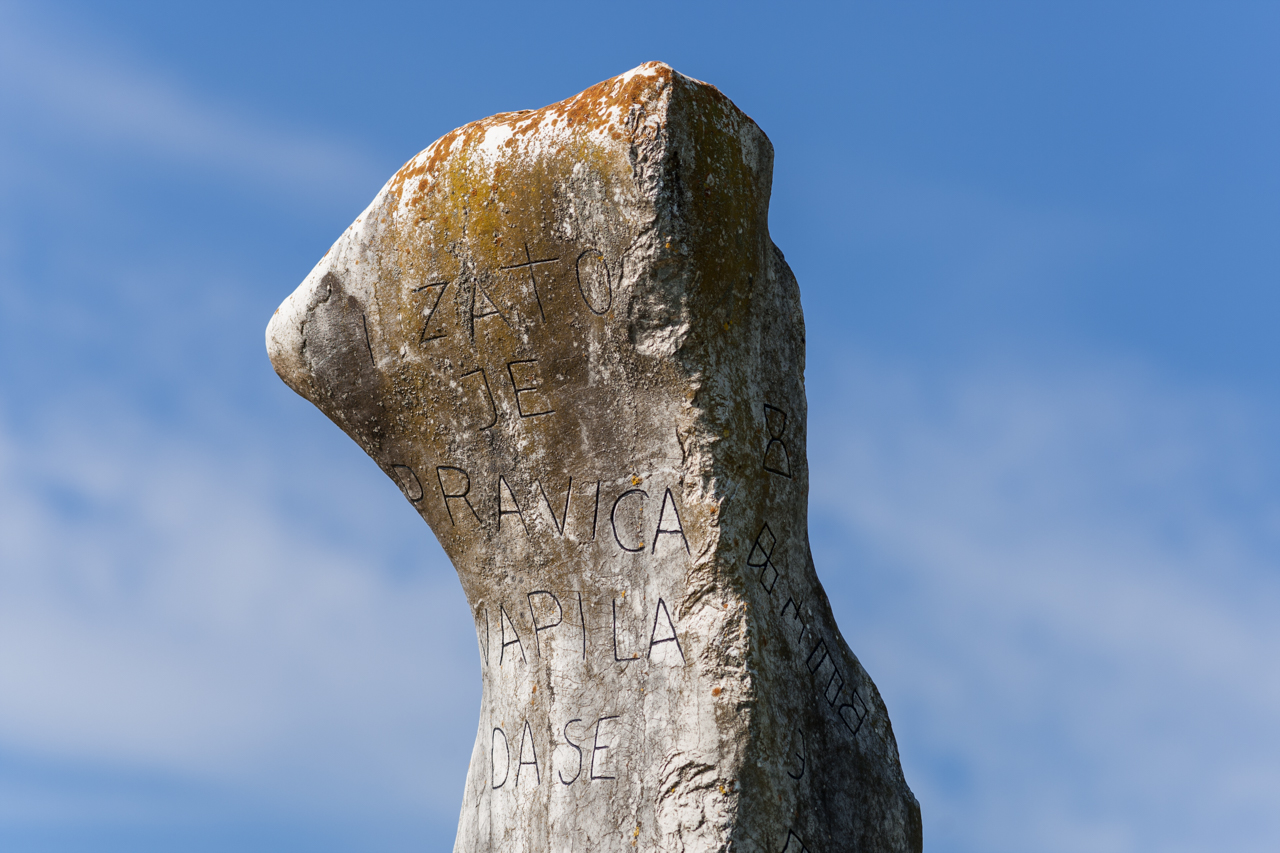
[[266, 62, 921, 853]]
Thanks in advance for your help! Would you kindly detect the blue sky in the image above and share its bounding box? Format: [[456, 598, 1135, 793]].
[[0, 1, 1277, 851]]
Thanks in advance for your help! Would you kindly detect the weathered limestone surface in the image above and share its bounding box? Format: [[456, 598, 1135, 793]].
[[266, 63, 921, 853]]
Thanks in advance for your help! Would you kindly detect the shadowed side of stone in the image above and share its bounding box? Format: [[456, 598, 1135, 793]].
[[267, 62, 920, 853]]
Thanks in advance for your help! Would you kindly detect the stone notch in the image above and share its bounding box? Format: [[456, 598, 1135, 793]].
[[267, 62, 921, 853]]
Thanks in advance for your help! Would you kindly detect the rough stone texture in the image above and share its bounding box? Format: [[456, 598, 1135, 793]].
[[266, 63, 921, 853]]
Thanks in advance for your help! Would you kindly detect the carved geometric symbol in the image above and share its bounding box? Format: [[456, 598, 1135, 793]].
[[748, 521, 781, 593], [763, 403, 792, 478], [780, 829, 811, 853], [838, 690, 870, 738], [787, 728, 807, 780]]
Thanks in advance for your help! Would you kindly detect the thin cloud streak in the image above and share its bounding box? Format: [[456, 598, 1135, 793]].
[[0, 399, 477, 821], [0, 3, 382, 201], [811, 361, 1280, 853]]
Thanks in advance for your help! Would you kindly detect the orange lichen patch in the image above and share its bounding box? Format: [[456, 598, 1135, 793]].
[[385, 62, 683, 206]]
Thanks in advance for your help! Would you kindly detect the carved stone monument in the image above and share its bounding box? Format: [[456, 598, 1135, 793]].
[[267, 63, 921, 853]]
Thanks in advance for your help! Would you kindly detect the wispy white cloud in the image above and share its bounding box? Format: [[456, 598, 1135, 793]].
[[0, 2, 382, 201], [0, 5, 463, 822], [810, 359, 1280, 853], [0, 399, 478, 822]]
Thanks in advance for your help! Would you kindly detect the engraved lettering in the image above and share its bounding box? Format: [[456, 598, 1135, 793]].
[[460, 367, 498, 431], [591, 480, 601, 540], [437, 466, 481, 525], [611, 489, 648, 552], [389, 464, 424, 502], [647, 597, 685, 664], [590, 715, 619, 780], [527, 590, 563, 657], [575, 248, 612, 315], [500, 604, 526, 664], [491, 727, 509, 789], [823, 667, 845, 706], [499, 242, 557, 323], [652, 487, 690, 554], [471, 279, 510, 331], [508, 359, 554, 417], [537, 476, 572, 535], [578, 591, 587, 660], [359, 313, 376, 366], [498, 475, 528, 534], [413, 279, 450, 343], [780, 597, 808, 644], [516, 719, 540, 786], [612, 598, 639, 662], [559, 718, 584, 785]]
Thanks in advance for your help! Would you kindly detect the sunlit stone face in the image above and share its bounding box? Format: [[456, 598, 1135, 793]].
[[267, 62, 920, 853]]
